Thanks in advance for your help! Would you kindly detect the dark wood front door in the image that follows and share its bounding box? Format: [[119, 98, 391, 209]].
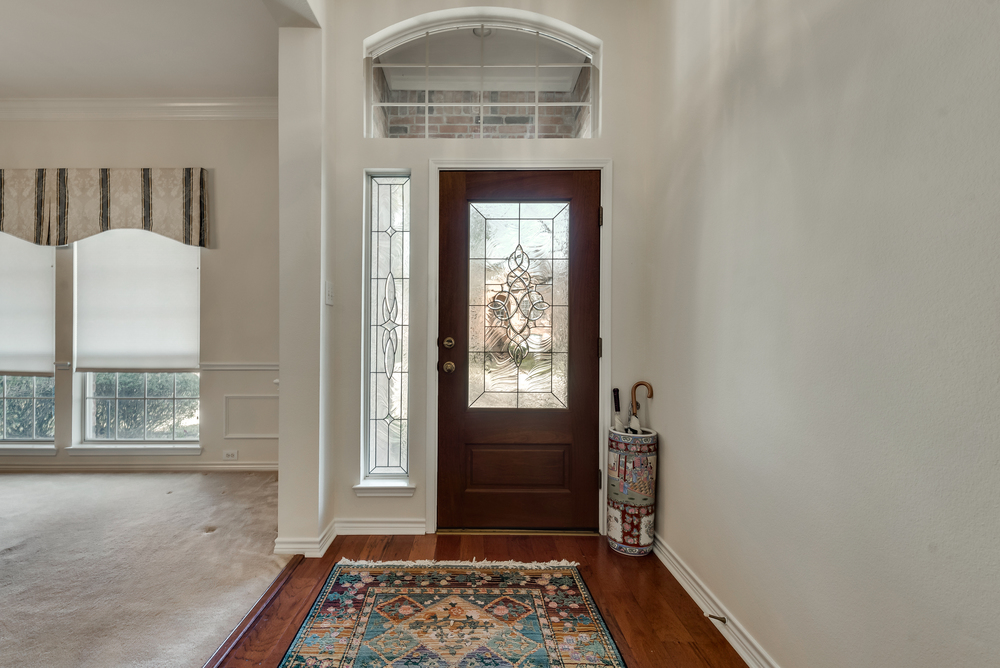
[[438, 170, 601, 529]]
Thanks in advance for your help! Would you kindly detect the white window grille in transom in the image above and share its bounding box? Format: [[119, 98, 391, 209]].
[[365, 176, 410, 476], [367, 25, 597, 139]]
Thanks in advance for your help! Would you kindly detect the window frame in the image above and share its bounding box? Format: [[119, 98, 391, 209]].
[[358, 170, 414, 491], [365, 23, 599, 139], [0, 374, 56, 442], [82, 371, 200, 444]]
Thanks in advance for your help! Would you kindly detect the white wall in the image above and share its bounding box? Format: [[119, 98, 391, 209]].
[[0, 119, 280, 470], [318, 0, 658, 531], [647, 0, 1000, 666]]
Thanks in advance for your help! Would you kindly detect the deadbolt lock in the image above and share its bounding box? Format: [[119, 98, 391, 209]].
[[442, 336, 455, 349], [442, 361, 456, 373]]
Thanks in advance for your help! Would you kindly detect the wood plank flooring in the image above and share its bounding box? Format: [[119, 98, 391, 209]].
[[209, 534, 747, 668]]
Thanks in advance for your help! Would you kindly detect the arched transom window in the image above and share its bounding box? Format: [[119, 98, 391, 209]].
[[367, 25, 597, 139]]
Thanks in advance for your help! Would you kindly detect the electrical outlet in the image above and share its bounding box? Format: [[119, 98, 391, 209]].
[[223, 450, 238, 461], [325, 280, 335, 306]]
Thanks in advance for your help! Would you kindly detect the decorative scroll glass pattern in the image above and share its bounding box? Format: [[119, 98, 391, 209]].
[[367, 177, 410, 475], [468, 202, 569, 409]]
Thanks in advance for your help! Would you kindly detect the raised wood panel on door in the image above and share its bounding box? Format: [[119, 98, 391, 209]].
[[438, 170, 601, 529]]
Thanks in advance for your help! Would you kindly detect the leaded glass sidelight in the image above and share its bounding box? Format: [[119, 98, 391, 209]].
[[468, 202, 569, 409], [367, 176, 410, 475]]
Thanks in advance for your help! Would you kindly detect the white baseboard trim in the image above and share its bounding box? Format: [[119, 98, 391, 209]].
[[653, 534, 780, 668], [334, 517, 427, 535], [274, 518, 338, 558], [0, 461, 278, 473]]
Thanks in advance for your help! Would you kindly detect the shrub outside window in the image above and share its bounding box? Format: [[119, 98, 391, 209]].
[[85, 372, 199, 441], [1, 376, 55, 441]]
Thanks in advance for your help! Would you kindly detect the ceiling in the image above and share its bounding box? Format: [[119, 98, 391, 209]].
[[0, 0, 278, 98]]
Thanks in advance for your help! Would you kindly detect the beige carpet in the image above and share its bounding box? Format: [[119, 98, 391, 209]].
[[0, 472, 290, 668]]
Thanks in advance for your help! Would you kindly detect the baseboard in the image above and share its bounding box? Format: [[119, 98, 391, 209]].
[[274, 517, 338, 558], [334, 517, 427, 535], [0, 462, 278, 473], [653, 534, 780, 668]]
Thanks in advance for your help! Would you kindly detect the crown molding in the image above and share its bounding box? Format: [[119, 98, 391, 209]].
[[0, 97, 278, 122]]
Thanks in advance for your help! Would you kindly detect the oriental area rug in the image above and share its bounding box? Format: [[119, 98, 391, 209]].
[[278, 559, 627, 668]]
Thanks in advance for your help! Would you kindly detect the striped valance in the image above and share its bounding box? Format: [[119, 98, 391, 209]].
[[0, 168, 208, 247]]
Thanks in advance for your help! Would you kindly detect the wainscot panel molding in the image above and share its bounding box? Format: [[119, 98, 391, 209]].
[[224, 395, 279, 439], [68, 444, 203, 456], [334, 518, 427, 535], [653, 534, 780, 668], [0, 98, 279, 122], [0, 462, 278, 473], [200, 363, 280, 371], [274, 518, 337, 558]]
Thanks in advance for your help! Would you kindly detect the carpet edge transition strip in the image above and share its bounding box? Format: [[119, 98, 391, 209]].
[[202, 554, 304, 668]]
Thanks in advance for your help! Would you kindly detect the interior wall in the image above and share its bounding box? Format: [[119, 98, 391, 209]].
[[320, 0, 657, 529], [647, 1, 1000, 666], [0, 119, 279, 470]]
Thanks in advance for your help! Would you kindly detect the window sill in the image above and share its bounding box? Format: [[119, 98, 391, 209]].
[[0, 443, 57, 456], [69, 444, 203, 456], [353, 480, 416, 497]]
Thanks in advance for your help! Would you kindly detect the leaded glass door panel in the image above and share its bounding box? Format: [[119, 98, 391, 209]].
[[438, 170, 600, 530]]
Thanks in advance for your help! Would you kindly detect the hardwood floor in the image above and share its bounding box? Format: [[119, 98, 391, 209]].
[[206, 534, 748, 668]]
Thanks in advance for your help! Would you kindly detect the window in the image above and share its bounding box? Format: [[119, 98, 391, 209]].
[[1, 376, 55, 441], [368, 25, 596, 139], [363, 175, 410, 477], [84, 372, 199, 441]]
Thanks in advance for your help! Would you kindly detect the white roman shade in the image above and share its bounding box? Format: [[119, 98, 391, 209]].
[[0, 233, 55, 375], [76, 229, 200, 370]]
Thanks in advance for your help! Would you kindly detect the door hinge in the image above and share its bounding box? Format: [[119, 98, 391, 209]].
[[599, 206, 604, 227], [598, 337, 603, 358], [598, 469, 603, 489]]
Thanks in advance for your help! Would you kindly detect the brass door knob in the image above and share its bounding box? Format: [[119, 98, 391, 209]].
[[442, 336, 455, 349], [442, 361, 456, 373]]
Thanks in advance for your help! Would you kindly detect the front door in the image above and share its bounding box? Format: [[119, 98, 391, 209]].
[[438, 170, 601, 529]]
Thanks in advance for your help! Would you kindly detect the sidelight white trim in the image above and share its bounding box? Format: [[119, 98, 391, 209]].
[[426, 159, 613, 535], [653, 534, 781, 668]]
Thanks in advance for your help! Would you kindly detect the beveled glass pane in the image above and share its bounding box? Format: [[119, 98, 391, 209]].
[[368, 176, 409, 474], [36, 376, 55, 397], [485, 219, 519, 257], [117, 399, 144, 439], [35, 399, 54, 439], [519, 219, 553, 260], [175, 373, 199, 398], [469, 352, 486, 405], [118, 373, 144, 398], [470, 208, 487, 258], [93, 372, 116, 398], [553, 206, 569, 257], [5, 398, 32, 439], [146, 399, 174, 439], [518, 392, 564, 409], [90, 399, 114, 439], [6, 376, 32, 397], [552, 353, 569, 405], [484, 352, 517, 392], [175, 400, 199, 440], [468, 201, 570, 409], [473, 202, 519, 219], [147, 373, 173, 398]]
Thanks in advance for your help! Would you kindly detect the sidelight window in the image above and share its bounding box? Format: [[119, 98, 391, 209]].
[[364, 175, 411, 476]]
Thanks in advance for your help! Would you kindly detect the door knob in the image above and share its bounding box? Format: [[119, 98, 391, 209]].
[[442, 361, 456, 373], [442, 336, 455, 349]]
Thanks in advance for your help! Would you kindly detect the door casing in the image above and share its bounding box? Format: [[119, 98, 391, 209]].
[[424, 159, 614, 534]]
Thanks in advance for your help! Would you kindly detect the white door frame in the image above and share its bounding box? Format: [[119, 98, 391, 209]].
[[425, 159, 614, 534]]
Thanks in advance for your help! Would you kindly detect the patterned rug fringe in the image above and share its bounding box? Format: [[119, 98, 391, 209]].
[[336, 558, 579, 569]]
